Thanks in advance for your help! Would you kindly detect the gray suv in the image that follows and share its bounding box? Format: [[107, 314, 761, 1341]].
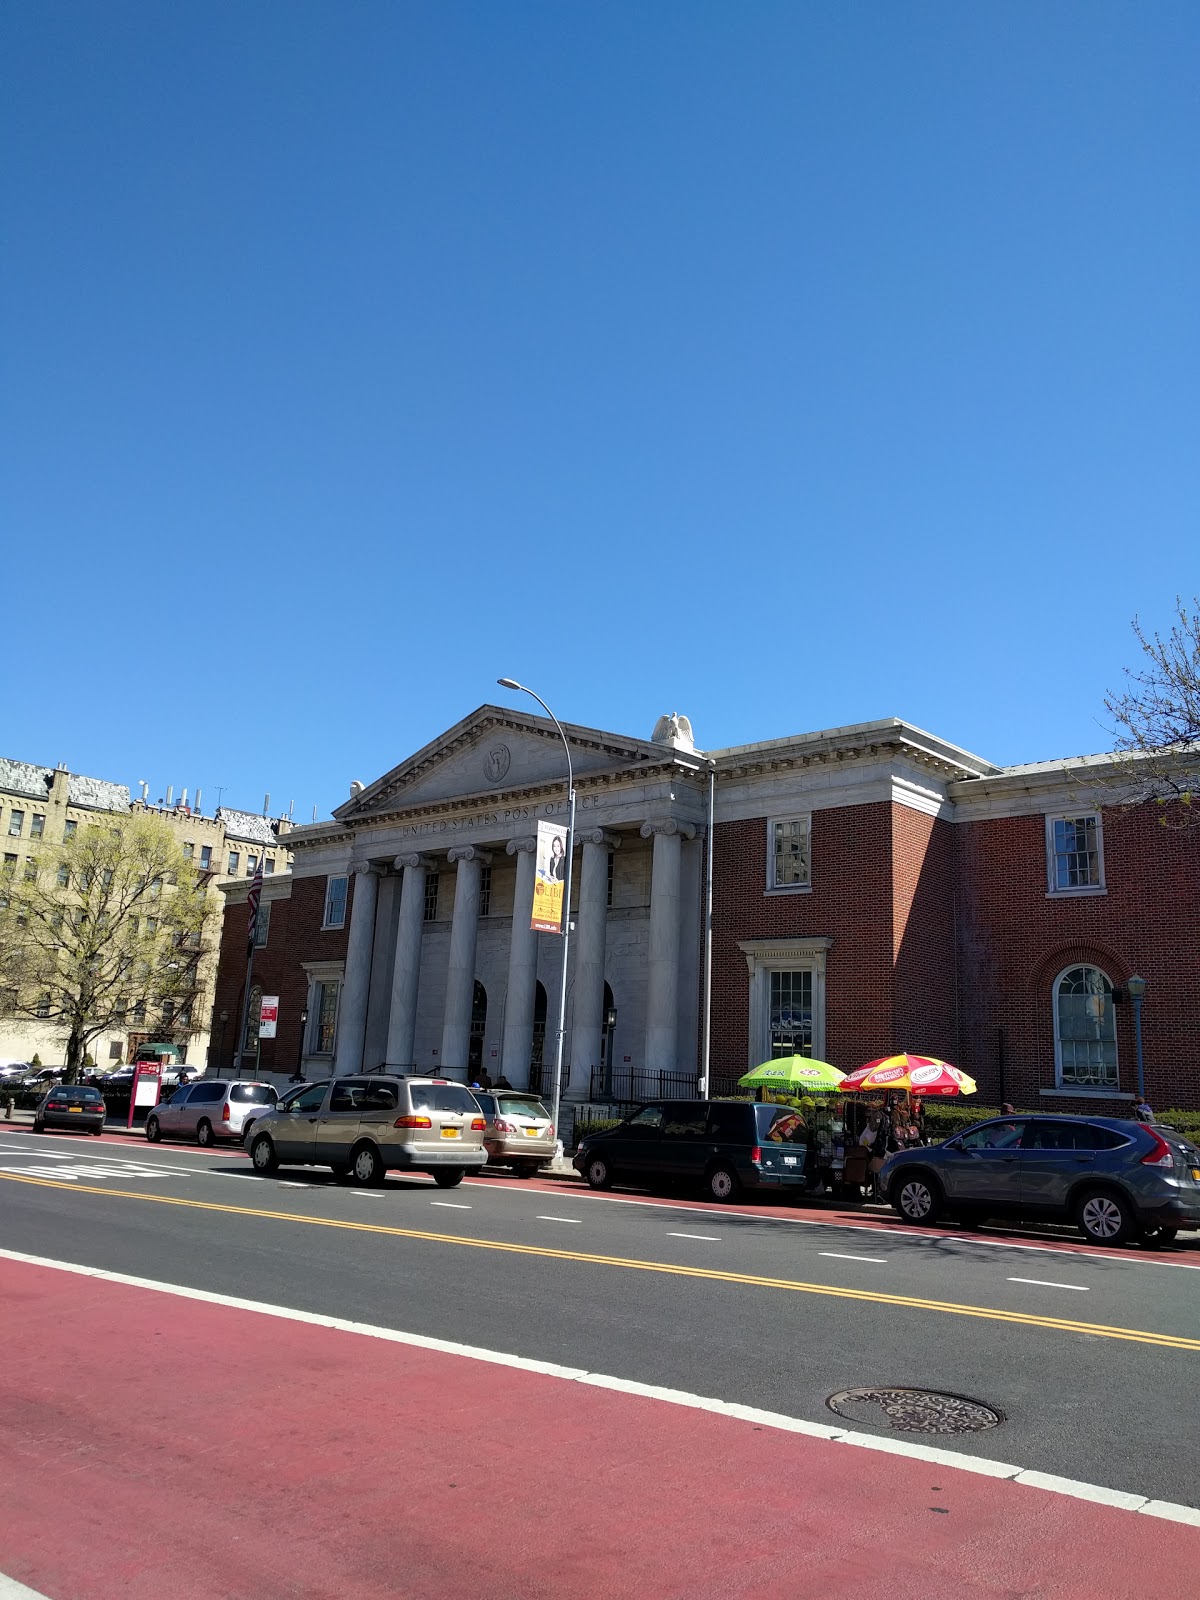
[[245, 1075, 487, 1187], [881, 1114, 1200, 1246]]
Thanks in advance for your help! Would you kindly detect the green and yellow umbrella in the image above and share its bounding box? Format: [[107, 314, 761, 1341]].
[[738, 1056, 845, 1092]]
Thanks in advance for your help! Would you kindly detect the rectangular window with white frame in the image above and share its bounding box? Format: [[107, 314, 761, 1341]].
[[323, 874, 348, 929], [315, 980, 339, 1053], [1046, 813, 1105, 896], [767, 815, 811, 892]]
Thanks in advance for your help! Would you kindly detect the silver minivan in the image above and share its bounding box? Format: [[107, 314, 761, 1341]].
[[145, 1079, 278, 1147], [246, 1075, 487, 1187]]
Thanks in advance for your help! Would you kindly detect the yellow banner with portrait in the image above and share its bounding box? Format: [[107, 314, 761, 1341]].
[[532, 819, 567, 933]]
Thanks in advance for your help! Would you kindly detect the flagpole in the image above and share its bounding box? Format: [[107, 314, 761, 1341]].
[[233, 942, 256, 1081], [232, 855, 264, 1081]]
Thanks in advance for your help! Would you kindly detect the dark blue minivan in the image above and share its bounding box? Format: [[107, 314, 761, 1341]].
[[573, 1100, 810, 1202]]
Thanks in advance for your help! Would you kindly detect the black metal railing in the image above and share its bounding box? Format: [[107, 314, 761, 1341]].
[[588, 1066, 702, 1103]]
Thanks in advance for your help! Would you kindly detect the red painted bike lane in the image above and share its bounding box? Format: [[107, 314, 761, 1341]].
[[2, 1258, 1197, 1600]]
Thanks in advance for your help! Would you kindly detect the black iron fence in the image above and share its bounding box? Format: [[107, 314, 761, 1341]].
[[588, 1066, 703, 1103]]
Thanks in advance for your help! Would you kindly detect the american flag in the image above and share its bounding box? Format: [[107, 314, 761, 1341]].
[[246, 856, 264, 953]]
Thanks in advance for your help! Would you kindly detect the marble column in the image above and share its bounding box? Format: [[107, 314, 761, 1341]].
[[570, 830, 619, 1100], [501, 837, 538, 1090], [640, 821, 695, 1075], [333, 862, 381, 1076], [441, 845, 490, 1077], [385, 853, 435, 1070]]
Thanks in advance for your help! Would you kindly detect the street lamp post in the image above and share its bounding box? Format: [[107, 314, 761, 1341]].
[[497, 677, 575, 1145], [1126, 974, 1147, 1101], [297, 1008, 309, 1080]]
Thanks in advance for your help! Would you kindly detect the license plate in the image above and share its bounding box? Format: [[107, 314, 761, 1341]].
[[1192, 1169, 1200, 1183], [441, 1127, 460, 1139], [783, 1155, 797, 1165], [68, 1107, 83, 1113], [524, 1127, 541, 1137]]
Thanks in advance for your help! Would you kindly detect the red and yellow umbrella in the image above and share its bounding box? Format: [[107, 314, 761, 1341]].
[[840, 1053, 977, 1097]]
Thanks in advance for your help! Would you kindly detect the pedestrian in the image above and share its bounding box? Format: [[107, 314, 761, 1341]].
[[495, 1075, 512, 1089], [1000, 1102, 1015, 1115], [479, 1069, 493, 1090], [1133, 1095, 1155, 1123]]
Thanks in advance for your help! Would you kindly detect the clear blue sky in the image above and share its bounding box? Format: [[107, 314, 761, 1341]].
[[3, 3, 1197, 822]]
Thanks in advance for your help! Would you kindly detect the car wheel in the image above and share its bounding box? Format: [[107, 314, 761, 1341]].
[[1137, 1224, 1178, 1248], [1077, 1188, 1134, 1246], [585, 1155, 613, 1190], [893, 1172, 943, 1225], [251, 1133, 279, 1174], [433, 1167, 465, 1188], [513, 1163, 537, 1180], [196, 1120, 215, 1148], [707, 1164, 740, 1203], [348, 1142, 384, 1186], [32, 1118, 43, 1133], [92, 1125, 103, 1137], [145, 1116, 161, 1143]]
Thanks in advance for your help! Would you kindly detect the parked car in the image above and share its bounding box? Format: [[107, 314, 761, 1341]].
[[22, 1066, 65, 1088], [0, 1062, 31, 1082], [145, 1080, 278, 1147], [245, 1075, 487, 1187], [574, 1100, 811, 1203], [473, 1090, 556, 1177], [881, 1114, 1200, 1246], [33, 1083, 106, 1136]]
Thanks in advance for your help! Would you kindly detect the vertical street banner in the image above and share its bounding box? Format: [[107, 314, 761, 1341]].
[[531, 819, 568, 933], [258, 996, 279, 1039]]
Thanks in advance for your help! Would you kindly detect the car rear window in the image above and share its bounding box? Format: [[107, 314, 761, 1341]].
[[496, 1096, 548, 1120], [410, 1084, 480, 1114], [231, 1084, 276, 1104], [755, 1104, 808, 1145]]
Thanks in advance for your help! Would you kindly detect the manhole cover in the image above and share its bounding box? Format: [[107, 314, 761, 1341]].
[[826, 1387, 1004, 1435]]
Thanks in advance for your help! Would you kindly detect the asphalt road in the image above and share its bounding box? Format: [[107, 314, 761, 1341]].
[[2, 1123, 1198, 1510]]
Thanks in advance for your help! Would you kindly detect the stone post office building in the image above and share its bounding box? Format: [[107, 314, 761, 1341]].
[[213, 705, 1200, 1113]]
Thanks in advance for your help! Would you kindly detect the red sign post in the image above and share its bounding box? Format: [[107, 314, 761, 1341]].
[[127, 1063, 162, 1129]]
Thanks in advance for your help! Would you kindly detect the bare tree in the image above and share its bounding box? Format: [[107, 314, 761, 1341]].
[[1104, 596, 1200, 814], [0, 814, 212, 1078]]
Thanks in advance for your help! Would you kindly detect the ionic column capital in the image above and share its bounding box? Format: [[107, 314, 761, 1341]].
[[394, 852, 437, 871], [639, 819, 696, 841], [447, 844, 492, 865], [506, 836, 538, 856], [349, 858, 387, 876], [582, 829, 621, 850]]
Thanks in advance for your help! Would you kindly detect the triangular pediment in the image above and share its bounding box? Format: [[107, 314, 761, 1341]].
[[333, 705, 671, 821]]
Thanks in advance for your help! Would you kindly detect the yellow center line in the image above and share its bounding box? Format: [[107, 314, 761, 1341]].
[[4, 1171, 1197, 1352]]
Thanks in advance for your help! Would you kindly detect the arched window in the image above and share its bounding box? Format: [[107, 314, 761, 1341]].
[[1054, 965, 1117, 1089]]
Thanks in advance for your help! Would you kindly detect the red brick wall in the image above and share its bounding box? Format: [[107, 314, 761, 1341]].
[[891, 807, 957, 1061], [710, 806, 896, 1078], [955, 804, 1200, 1111], [210, 875, 352, 1076]]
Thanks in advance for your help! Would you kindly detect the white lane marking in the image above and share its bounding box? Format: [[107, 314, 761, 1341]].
[[537, 1215, 582, 1224], [820, 1252, 888, 1264], [458, 1181, 1200, 1271], [1008, 1277, 1090, 1292], [280, 1182, 314, 1189], [3, 1245, 1196, 1529], [0, 1163, 178, 1182], [0, 1566, 55, 1597], [217, 1173, 262, 1182], [430, 1201, 471, 1210], [667, 1232, 720, 1241]]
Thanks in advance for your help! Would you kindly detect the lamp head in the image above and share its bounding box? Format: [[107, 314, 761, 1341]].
[[497, 677, 522, 691], [1126, 974, 1147, 999]]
